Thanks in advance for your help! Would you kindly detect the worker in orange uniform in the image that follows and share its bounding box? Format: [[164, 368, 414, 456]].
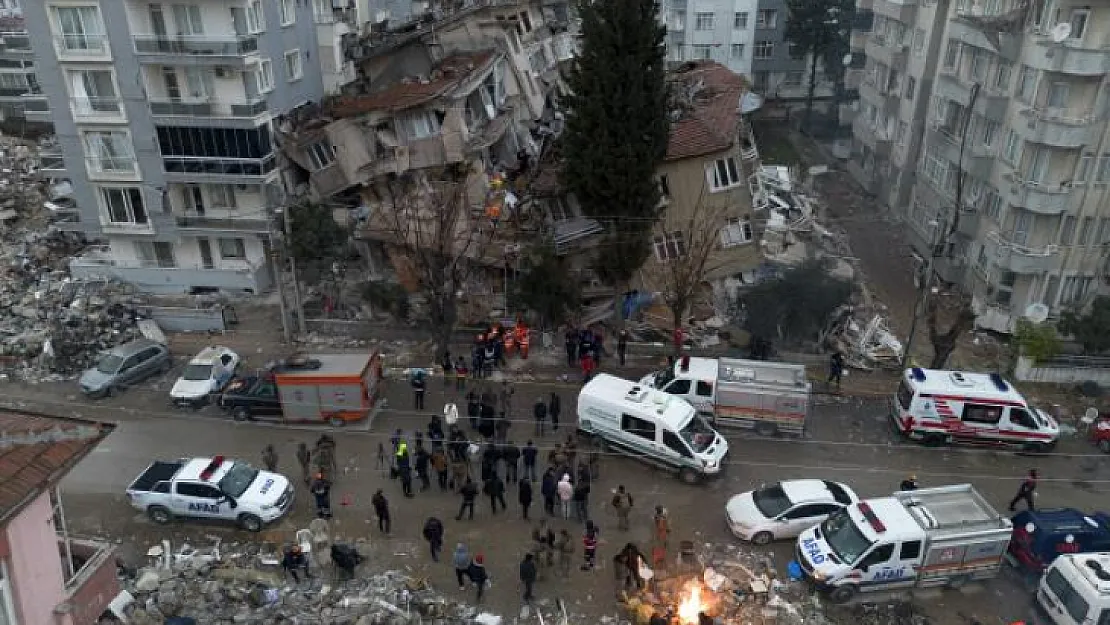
[[515, 321, 530, 360], [503, 326, 516, 359]]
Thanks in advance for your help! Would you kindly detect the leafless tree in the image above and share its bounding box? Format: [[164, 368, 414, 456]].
[[926, 291, 976, 369], [374, 165, 496, 356], [650, 185, 728, 330]]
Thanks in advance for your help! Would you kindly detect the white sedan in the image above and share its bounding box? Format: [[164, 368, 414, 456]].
[[170, 346, 240, 408], [726, 480, 859, 545]]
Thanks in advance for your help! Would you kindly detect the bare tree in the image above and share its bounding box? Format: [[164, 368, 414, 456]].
[[926, 291, 976, 369], [650, 186, 728, 330], [373, 166, 495, 356]]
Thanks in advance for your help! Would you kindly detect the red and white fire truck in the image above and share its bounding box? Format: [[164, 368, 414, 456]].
[[891, 367, 1059, 451]]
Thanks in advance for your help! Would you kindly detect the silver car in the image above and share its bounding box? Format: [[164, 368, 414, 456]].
[[79, 339, 172, 398]]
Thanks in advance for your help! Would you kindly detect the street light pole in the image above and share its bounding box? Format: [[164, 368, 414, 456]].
[[269, 221, 291, 343]]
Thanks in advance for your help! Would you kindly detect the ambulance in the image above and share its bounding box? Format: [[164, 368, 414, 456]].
[[891, 367, 1059, 451]]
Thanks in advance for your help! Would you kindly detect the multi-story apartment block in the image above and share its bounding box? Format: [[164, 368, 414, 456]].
[[851, 0, 1110, 332], [21, 0, 329, 295], [0, 10, 50, 128]]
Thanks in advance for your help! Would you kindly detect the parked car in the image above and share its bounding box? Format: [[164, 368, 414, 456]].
[[726, 479, 859, 545], [79, 338, 172, 398], [170, 346, 240, 408]]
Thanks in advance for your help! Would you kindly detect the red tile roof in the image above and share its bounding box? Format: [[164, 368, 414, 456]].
[[0, 411, 114, 525], [327, 50, 497, 118], [665, 61, 750, 161]]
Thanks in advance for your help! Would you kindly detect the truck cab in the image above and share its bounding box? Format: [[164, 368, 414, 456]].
[[640, 356, 718, 413], [1038, 552, 1110, 625], [218, 375, 283, 421], [795, 484, 1012, 603]]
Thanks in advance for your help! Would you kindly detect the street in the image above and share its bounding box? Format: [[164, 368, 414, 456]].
[[3, 357, 1107, 624]]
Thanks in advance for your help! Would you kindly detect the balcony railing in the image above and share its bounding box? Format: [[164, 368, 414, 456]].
[[0, 86, 32, 98], [1003, 172, 1071, 214], [162, 153, 277, 179], [71, 96, 124, 119], [72, 247, 265, 273], [175, 213, 270, 233], [85, 156, 139, 179], [1017, 106, 1101, 148], [133, 34, 260, 57], [149, 97, 268, 119], [52, 34, 110, 58], [39, 150, 65, 172], [986, 229, 1059, 274], [0, 31, 31, 52], [1025, 36, 1110, 77]]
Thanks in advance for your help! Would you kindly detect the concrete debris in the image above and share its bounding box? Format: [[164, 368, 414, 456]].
[[823, 305, 903, 371]]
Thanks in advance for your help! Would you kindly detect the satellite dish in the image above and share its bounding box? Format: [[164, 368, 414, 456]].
[[1050, 22, 1072, 43], [1024, 303, 1050, 324], [842, 53, 852, 67]]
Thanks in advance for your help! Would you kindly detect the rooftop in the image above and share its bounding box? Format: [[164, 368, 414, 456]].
[[0, 411, 114, 525], [665, 61, 749, 161], [327, 51, 497, 118]]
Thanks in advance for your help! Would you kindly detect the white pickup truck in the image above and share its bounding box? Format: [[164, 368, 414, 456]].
[[125, 456, 294, 532]]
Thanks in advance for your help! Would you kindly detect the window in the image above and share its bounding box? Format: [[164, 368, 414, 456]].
[[307, 140, 335, 170], [246, 0, 265, 33], [1045, 568, 1091, 624], [101, 188, 147, 224], [1076, 153, 1093, 183], [653, 232, 687, 261], [943, 39, 960, 68], [905, 76, 915, 99], [695, 12, 714, 30], [83, 131, 136, 173], [171, 4, 203, 35], [1099, 153, 1110, 183], [255, 58, 274, 93], [962, 403, 1003, 425], [280, 0, 296, 26], [756, 9, 777, 28], [621, 413, 656, 441], [734, 12, 748, 28], [783, 71, 803, 87], [1003, 129, 1021, 164], [753, 71, 769, 90], [404, 110, 442, 139], [1098, 217, 1110, 244], [692, 44, 713, 59], [982, 120, 998, 147], [731, 43, 745, 59], [662, 430, 692, 458], [665, 379, 691, 394], [1016, 65, 1035, 102], [859, 544, 895, 569], [1060, 215, 1077, 245], [153, 481, 171, 493], [995, 62, 1011, 89], [68, 69, 120, 115], [1010, 408, 1038, 429], [720, 217, 753, 247], [899, 541, 922, 560], [968, 48, 985, 80], [1068, 9, 1088, 40], [913, 28, 925, 54], [995, 270, 1016, 305], [753, 41, 774, 59], [787, 42, 804, 59], [1047, 82, 1069, 108], [696, 381, 713, 396], [209, 184, 236, 209], [657, 175, 670, 198], [177, 482, 221, 498], [1027, 147, 1050, 183], [50, 5, 106, 54], [284, 49, 303, 81], [519, 11, 533, 33], [707, 156, 741, 191], [218, 237, 246, 259]]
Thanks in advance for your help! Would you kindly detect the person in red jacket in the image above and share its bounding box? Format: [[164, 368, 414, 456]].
[[580, 352, 596, 382]]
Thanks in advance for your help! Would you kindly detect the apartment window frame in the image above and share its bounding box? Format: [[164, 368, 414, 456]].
[[1016, 65, 1036, 103], [246, 0, 265, 34], [209, 184, 237, 209], [943, 39, 960, 69], [1097, 217, 1110, 244], [706, 156, 742, 192], [896, 121, 908, 147], [657, 175, 671, 198], [692, 44, 713, 59], [968, 48, 986, 80], [905, 76, 916, 99], [720, 217, 754, 247], [66, 68, 122, 117], [82, 129, 137, 174], [653, 231, 687, 261], [1012, 211, 1031, 246], [216, 237, 247, 260], [730, 43, 745, 59], [1002, 129, 1021, 165], [1059, 215, 1077, 245], [994, 62, 1011, 90], [1076, 153, 1093, 184], [912, 28, 925, 55], [1098, 153, 1110, 183], [307, 139, 336, 170], [255, 58, 274, 93], [49, 5, 108, 55], [279, 0, 296, 26], [1068, 9, 1088, 40], [1078, 216, 1094, 246], [982, 120, 999, 147], [734, 11, 748, 28], [756, 9, 777, 28], [100, 186, 148, 225], [695, 12, 715, 30], [1046, 82, 1069, 109], [753, 40, 774, 60], [783, 71, 804, 87], [171, 4, 204, 36], [404, 109, 442, 139], [284, 49, 303, 82]]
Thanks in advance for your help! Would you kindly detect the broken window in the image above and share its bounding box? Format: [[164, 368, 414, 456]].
[[307, 139, 336, 170], [404, 110, 442, 139], [720, 217, 753, 247], [706, 156, 741, 192]]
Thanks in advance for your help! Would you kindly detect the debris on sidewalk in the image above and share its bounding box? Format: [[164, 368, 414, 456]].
[[822, 305, 904, 370]]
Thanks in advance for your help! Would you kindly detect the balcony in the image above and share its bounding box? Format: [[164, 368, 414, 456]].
[[1023, 36, 1110, 77], [71, 97, 125, 122], [38, 149, 66, 175], [55, 536, 119, 625], [948, 18, 1020, 60], [20, 94, 49, 121], [858, 79, 900, 115], [85, 156, 141, 182], [175, 213, 270, 234], [853, 117, 893, 158], [1014, 107, 1103, 149], [149, 97, 268, 124], [133, 34, 260, 64], [984, 230, 1059, 274], [70, 248, 272, 294], [927, 123, 994, 179], [865, 36, 908, 70], [934, 72, 1010, 121], [162, 154, 278, 184], [0, 31, 31, 54], [52, 34, 111, 61], [1002, 173, 1072, 215]]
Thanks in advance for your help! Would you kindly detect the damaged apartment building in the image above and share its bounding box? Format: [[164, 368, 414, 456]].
[[276, 0, 577, 316]]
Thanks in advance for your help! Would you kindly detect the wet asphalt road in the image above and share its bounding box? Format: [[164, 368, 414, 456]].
[[3, 358, 1107, 624]]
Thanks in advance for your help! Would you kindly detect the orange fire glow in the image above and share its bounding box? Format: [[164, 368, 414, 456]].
[[676, 581, 706, 625]]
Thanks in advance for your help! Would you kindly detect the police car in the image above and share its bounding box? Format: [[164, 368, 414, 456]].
[[125, 456, 294, 532]]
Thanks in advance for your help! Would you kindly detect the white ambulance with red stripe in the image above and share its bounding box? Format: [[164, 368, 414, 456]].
[[892, 367, 1059, 451]]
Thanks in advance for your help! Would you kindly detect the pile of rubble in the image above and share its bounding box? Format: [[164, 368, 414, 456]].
[[822, 304, 904, 371]]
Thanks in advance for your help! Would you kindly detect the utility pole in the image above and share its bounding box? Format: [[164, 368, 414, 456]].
[[901, 219, 943, 369], [269, 219, 291, 343], [284, 204, 307, 336]]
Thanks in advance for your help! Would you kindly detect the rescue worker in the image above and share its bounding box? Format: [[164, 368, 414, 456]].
[[295, 442, 311, 485], [456, 478, 479, 520], [1009, 469, 1038, 511], [533, 397, 548, 436], [612, 485, 634, 531], [503, 324, 516, 359], [415, 441, 431, 492], [396, 441, 413, 498], [522, 440, 539, 482], [484, 472, 507, 514], [520, 553, 538, 602], [828, 351, 845, 389], [281, 545, 312, 582], [900, 474, 919, 491], [423, 516, 445, 562], [412, 369, 427, 410], [310, 472, 332, 519], [516, 321, 530, 360], [518, 476, 533, 520], [541, 467, 558, 516], [371, 489, 391, 533], [261, 444, 278, 472]]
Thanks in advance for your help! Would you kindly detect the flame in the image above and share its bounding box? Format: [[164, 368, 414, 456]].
[[676, 582, 705, 625]]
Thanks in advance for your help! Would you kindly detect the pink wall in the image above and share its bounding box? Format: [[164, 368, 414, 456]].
[[5, 492, 66, 625]]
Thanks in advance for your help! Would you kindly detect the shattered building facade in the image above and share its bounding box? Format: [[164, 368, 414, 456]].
[[276, 0, 578, 317]]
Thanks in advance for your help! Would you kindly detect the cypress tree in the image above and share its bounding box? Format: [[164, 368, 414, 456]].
[[560, 0, 670, 285]]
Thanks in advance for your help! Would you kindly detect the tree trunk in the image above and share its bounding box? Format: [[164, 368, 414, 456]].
[[804, 49, 819, 134], [430, 295, 459, 363], [926, 299, 976, 369]]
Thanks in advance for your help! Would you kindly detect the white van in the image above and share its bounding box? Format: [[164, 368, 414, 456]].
[[1037, 552, 1110, 625], [577, 374, 729, 484]]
